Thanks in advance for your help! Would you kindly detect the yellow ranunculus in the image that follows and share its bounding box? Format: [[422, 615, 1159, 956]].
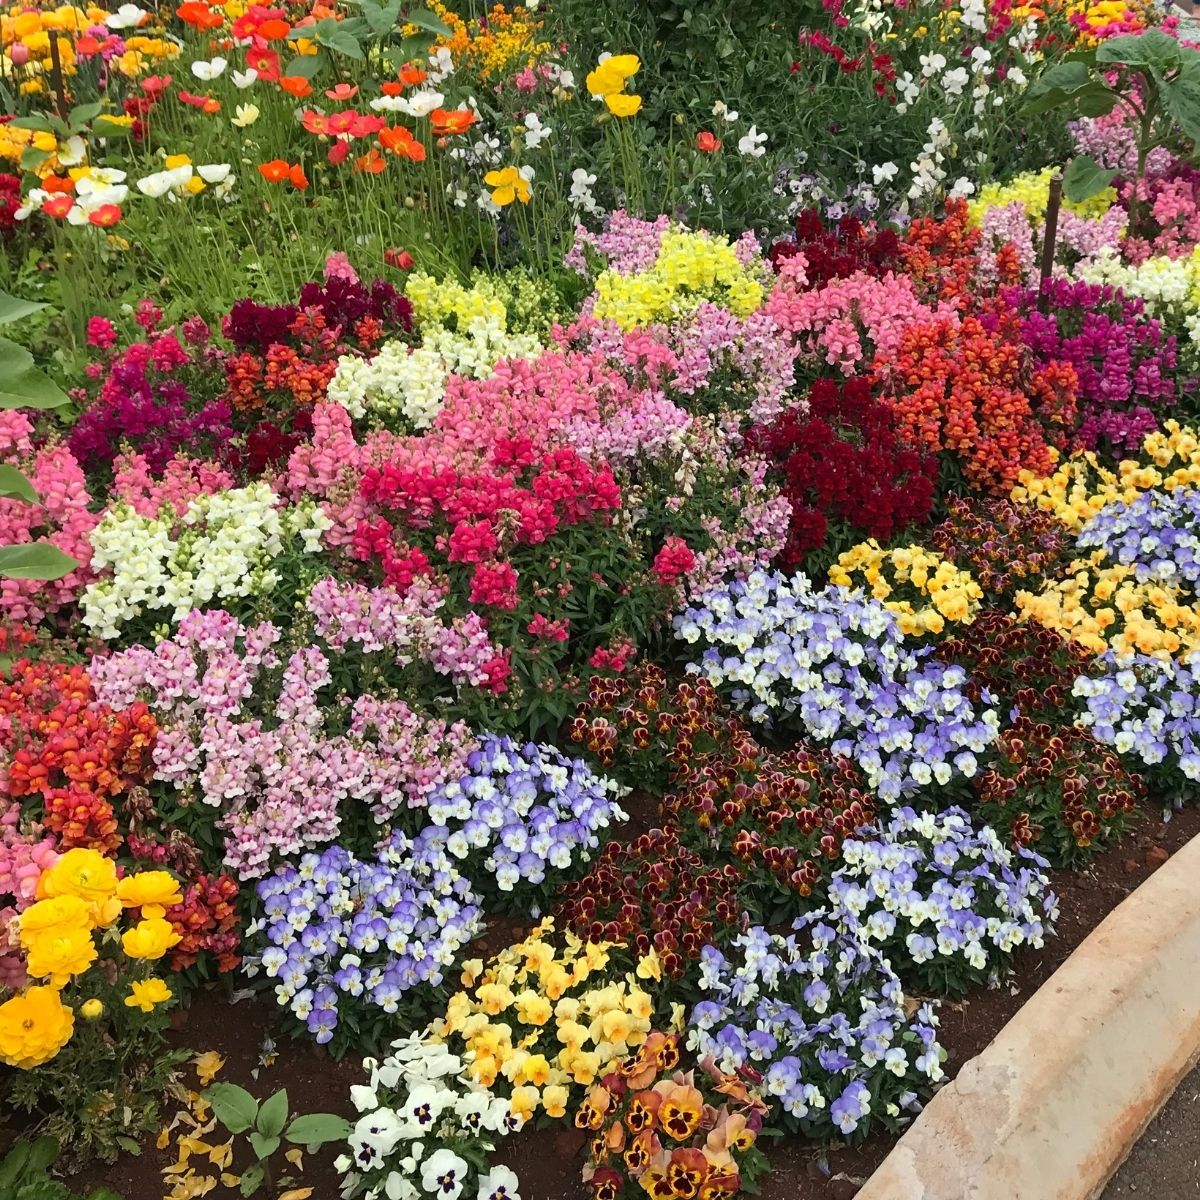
[[80, 998, 105, 1020], [605, 92, 642, 117], [121, 917, 183, 961], [18, 894, 91, 942], [484, 165, 531, 207], [23, 929, 98, 987], [125, 977, 173, 1013], [0, 986, 75, 1069], [37, 848, 120, 927], [116, 871, 184, 920]]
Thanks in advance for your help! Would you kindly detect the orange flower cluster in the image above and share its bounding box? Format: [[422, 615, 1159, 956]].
[[877, 315, 1078, 494], [900, 199, 1021, 306], [580, 1032, 769, 1200], [1, 659, 157, 853]]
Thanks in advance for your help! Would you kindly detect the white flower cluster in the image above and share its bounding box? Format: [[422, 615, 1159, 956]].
[[336, 1034, 522, 1200], [1080, 250, 1200, 341], [80, 484, 329, 638]]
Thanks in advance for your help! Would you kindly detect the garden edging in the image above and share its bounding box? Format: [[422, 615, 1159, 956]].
[[855, 827, 1200, 1200]]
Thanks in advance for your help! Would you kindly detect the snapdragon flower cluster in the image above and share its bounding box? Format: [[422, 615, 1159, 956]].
[[89, 609, 478, 874], [80, 483, 331, 639], [247, 835, 482, 1047], [337, 1034, 521, 1200], [1076, 488, 1200, 591], [688, 916, 943, 1140], [413, 734, 627, 904], [828, 807, 1058, 995], [1073, 652, 1200, 791], [675, 571, 999, 799]]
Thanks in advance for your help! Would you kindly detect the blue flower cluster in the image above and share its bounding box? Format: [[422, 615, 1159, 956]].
[[829, 806, 1057, 995], [673, 570, 999, 799], [247, 832, 482, 1044], [414, 734, 628, 901], [687, 914, 943, 1140], [1073, 652, 1200, 785], [1077, 489, 1200, 590]]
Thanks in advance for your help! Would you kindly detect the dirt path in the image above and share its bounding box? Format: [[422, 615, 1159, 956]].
[[1103, 1064, 1200, 1197]]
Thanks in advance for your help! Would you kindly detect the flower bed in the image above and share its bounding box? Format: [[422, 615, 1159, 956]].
[[5, 2, 1200, 1199]]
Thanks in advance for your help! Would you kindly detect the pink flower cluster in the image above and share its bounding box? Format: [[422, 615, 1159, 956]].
[[0, 803, 59, 989], [0, 411, 98, 624], [110, 450, 234, 518], [88, 609, 477, 876]]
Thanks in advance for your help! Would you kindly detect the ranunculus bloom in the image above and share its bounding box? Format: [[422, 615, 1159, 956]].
[[0, 985, 75, 1069]]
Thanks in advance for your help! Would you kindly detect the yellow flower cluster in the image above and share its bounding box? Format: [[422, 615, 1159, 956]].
[[967, 167, 1116, 225], [417, 2, 550, 80], [591, 229, 766, 331], [406, 271, 517, 332], [829, 541, 983, 636], [435, 920, 661, 1122], [1012, 422, 1200, 533], [1068, 0, 1153, 42], [0, 849, 181, 1070], [1015, 549, 1200, 658]]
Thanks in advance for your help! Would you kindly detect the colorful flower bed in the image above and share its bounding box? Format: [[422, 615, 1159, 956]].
[[4, 0, 1200, 1197]]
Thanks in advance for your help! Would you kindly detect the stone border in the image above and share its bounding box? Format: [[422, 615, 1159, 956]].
[[855, 831, 1200, 1200]]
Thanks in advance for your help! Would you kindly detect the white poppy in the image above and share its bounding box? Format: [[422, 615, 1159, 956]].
[[191, 57, 228, 81], [231, 67, 258, 89], [105, 4, 145, 28]]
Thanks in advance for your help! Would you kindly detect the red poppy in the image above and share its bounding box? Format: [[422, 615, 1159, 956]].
[[301, 110, 330, 135], [385, 247, 415, 270], [141, 74, 173, 97], [254, 17, 291, 39], [258, 158, 290, 182], [246, 46, 280, 81], [87, 204, 122, 227], [41, 194, 74, 219], [326, 139, 350, 165], [75, 35, 101, 55], [325, 82, 359, 101], [695, 131, 720, 152]]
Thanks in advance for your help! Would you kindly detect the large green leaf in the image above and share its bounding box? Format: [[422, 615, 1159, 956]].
[[205, 1083, 259, 1135], [0, 465, 39, 502], [1096, 28, 1181, 69], [1026, 60, 1092, 99], [282, 52, 327, 79], [0, 291, 48, 325], [320, 26, 366, 57], [284, 1113, 352, 1148], [0, 338, 69, 409], [405, 6, 451, 36], [0, 543, 78, 580], [1164, 68, 1200, 145], [10, 113, 62, 134], [255, 1089, 289, 1139], [1063, 154, 1116, 203]]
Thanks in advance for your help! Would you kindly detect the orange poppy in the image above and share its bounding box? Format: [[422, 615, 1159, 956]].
[[42, 175, 75, 194], [279, 75, 313, 98], [41, 195, 74, 219], [325, 82, 358, 101], [695, 131, 721, 152], [398, 64, 427, 86], [380, 81, 405, 97], [355, 148, 387, 174], [75, 34, 101, 54], [255, 17, 291, 39], [378, 125, 424, 161], [288, 163, 308, 190], [258, 159, 290, 182], [430, 107, 475, 136], [176, 1, 222, 29], [301, 110, 330, 135], [384, 247, 414, 269], [87, 204, 122, 227]]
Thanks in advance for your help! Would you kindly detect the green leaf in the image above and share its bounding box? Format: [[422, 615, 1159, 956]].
[[1026, 60, 1093, 99], [1162, 71, 1200, 144], [1096, 28, 1180, 69], [247, 1132, 280, 1160], [68, 101, 104, 132], [284, 1113, 352, 1148], [92, 116, 133, 138], [320, 27, 366, 58], [0, 1139, 33, 1186], [0, 338, 70, 409], [0, 291, 48, 325], [10, 114, 60, 134], [1063, 154, 1116, 203], [282, 52, 327, 79], [239, 1163, 266, 1197], [0, 465, 39, 502], [0, 543, 78, 580], [255, 1089, 289, 1139], [206, 1083, 260, 1135], [404, 6, 452, 36], [19, 146, 52, 173]]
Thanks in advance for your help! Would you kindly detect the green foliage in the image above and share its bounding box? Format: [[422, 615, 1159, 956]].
[[1028, 29, 1200, 198], [204, 1085, 351, 1197], [0, 1136, 124, 1200]]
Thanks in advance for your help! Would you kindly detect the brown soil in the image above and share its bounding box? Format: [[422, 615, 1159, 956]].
[[59, 802, 1200, 1200]]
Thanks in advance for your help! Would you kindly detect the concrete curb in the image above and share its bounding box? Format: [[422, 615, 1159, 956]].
[[855, 831, 1200, 1200]]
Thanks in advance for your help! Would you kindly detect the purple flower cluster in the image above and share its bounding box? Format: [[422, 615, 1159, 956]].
[[413, 734, 627, 904], [1005, 279, 1177, 454], [247, 832, 482, 1046], [674, 571, 999, 800], [687, 915, 943, 1140], [1077, 489, 1200, 590], [829, 807, 1057, 996]]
